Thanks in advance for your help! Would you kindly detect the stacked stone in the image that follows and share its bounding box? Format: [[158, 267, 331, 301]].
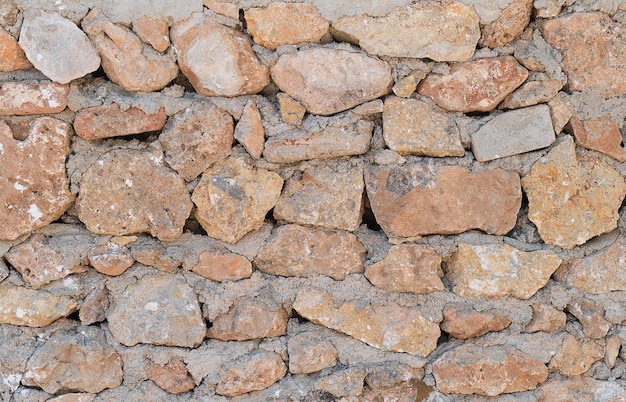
[[1, 0, 626, 400]]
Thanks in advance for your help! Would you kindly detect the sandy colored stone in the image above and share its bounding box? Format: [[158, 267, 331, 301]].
[[479, 0, 533, 48], [567, 297, 611, 339], [274, 166, 364, 231], [107, 274, 206, 347], [204, 1, 239, 19], [548, 93, 572, 134], [293, 288, 440, 357], [82, 8, 178, 92], [245, 2, 329, 49], [568, 116, 626, 162], [365, 164, 521, 239], [433, 344, 548, 396], [288, 331, 338, 374], [192, 156, 283, 243], [538, 376, 626, 402], [234, 100, 264, 159], [383, 96, 463, 157], [605, 336, 621, 369], [74, 104, 167, 140], [0, 27, 31, 71], [191, 246, 252, 282], [447, 243, 562, 300], [216, 350, 287, 397], [0, 81, 69, 115], [47, 394, 96, 402], [332, 2, 479, 61], [534, 0, 566, 18], [0, 118, 73, 240], [440, 303, 511, 339], [134, 15, 170, 52], [417, 56, 528, 113], [500, 79, 562, 110], [0, 284, 77, 327], [159, 102, 234, 181], [525, 303, 566, 333], [317, 368, 366, 398], [146, 357, 195, 395], [255, 224, 366, 280], [392, 71, 426, 98], [365, 244, 443, 294], [271, 47, 392, 115], [521, 136, 626, 249], [277, 92, 306, 126], [171, 13, 269, 97], [79, 285, 109, 326], [87, 242, 134, 276], [130, 236, 184, 272], [76, 147, 192, 242], [353, 99, 384, 116], [207, 297, 288, 341], [19, 10, 100, 84], [549, 334, 604, 376]]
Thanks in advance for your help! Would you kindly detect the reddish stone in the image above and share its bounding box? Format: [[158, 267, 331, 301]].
[[567, 116, 626, 162], [134, 15, 170, 52], [87, 243, 134, 276], [0, 27, 31, 72], [524, 303, 566, 333], [0, 81, 68, 116], [440, 303, 510, 339], [216, 350, 287, 397], [74, 104, 167, 140], [566, 297, 611, 339], [191, 246, 252, 282], [146, 357, 195, 394]]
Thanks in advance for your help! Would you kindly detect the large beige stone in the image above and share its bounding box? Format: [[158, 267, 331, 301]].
[[74, 104, 167, 140], [0, 284, 77, 327], [288, 330, 338, 374], [440, 303, 511, 339], [331, 2, 479, 61], [0, 27, 31, 72], [521, 136, 626, 249], [479, 0, 533, 49], [271, 47, 392, 115], [538, 376, 626, 402], [207, 297, 288, 341], [216, 350, 287, 397], [0, 81, 68, 115], [568, 116, 626, 163], [548, 334, 604, 376]]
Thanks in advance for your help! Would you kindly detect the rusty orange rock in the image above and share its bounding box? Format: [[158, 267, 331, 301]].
[[74, 104, 167, 140], [567, 116, 626, 162], [440, 303, 510, 339], [0, 26, 31, 72], [146, 357, 195, 394]]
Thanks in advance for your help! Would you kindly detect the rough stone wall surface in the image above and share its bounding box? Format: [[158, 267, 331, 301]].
[[2, 0, 626, 400]]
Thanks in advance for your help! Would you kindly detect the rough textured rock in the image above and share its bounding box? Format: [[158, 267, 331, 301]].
[[534, 0, 566, 18], [146, 357, 195, 394], [548, 94, 572, 134], [134, 15, 170, 52], [0, 117, 73, 240], [255, 224, 366, 280], [479, 0, 533, 49], [271, 47, 392, 115], [277, 92, 306, 126], [392, 71, 426, 98], [293, 288, 440, 357], [317, 368, 366, 398], [288, 330, 338, 374], [74, 104, 167, 140], [130, 236, 184, 272], [216, 350, 287, 397], [19, 11, 100, 84], [0, 284, 77, 327], [605, 336, 621, 369], [567, 297, 611, 339], [364, 244, 444, 294], [159, 102, 234, 181], [0, 27, 31, 71], [440, 303, 511, 339], [525, 303, 566, 333], [365, 164, 521, 239], [79, 285, 109, 325], [0, 81, 68, 115], [383, 96, 464, 157], [331, 2, 480, 61], [87, 242, 134, 276], [170, 13, 269, 97], [106, 274, 206, 347], [204, 1, 239, 19], [417, 56, 528, 112], [192, 156, 283, 243], [76, 147, 192, 242], [191, 245, 252, 282], [207, 297, 288, 341], [234, 100, 264, 159], [567, 116, 626, 162], [500, 79, 563, 110], [521, 136, 626, 249], [47, 394, 96, 402], [433, 345, 548, 396], [538, 376, 626, 402], [245, 2, 329, 49], [548, 334, 604, 376], [446, 243, 562, 299], [22, 326, 123, 394], [470, 104, 555, 162]]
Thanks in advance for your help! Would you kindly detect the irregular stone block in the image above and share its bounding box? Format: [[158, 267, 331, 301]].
[[207, 297, 288, 341], [567, 297, 611, 339], [74, 104, 167, 140], [0, 284, 77, 327], [0, 81, 68, 115], [134, 15, 170, 52], [79, 285, 109, 326], [216, 350, 286, 397], [479, 0, 533, 49], [534, 0, 566, 18], [538, 376, 626, 402], [288, 330, 338, 374], [317, 367, 366, 398], [204, 1, 239, 19], [234, 100, 264, 159], [548, 334, 604, 376], [568, 116, 626, 162], [191, 245, 252, 282], [87, 242, 134, 276], [525, 303, 566, 333], [440, 303, 511, 339], [391, 71, 426, 98], [605, 336, 621, 369], [500, 79, 563, 110], [146, 357, 195, 395], [0, 26, 31, 71], [277, 92, 306, 126]]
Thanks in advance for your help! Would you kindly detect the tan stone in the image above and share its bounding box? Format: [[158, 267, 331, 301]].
[[567, 116, 626, 162], [146, 357, 195, 395], [234, 100, 264, 159], [0, 27, 31, 72], [479, 0, 533, 48], [525, 303, 566, 333], [433, 345, 548, 396], [191, 246, 252, 282], [0, 284, 77, 327], [548, 93, 572, 135], [245, 2, 329, 49], [192, 156, 283, 243], [500, 79, 563, 110], [534, 0, 566, 18], [332, 2, 479, 61], [549, 334, 604, 376], [365, 164, 521, 239], [317, 368, 366, 398], [293, 288, 440, 357], [159, 102, 234, 181], [383, 96, 464, 157], [277, 92, 306, 126], [74, 104, 167, 140], [216, 350, 287, 397], [255, 224, 366, 280], [88, 242, 134, 276], [605, 336, 621, 369], [207, 298, 288, 341], [440, 303, 511, 339], [521, 136, 626, 249], [76, 148, 193, 242], [130, 236, 183, 272], [204, 1, 239, 19], [353, 99, 384, 116], [274, 166, 364, 231], [134, 15, 170, 52], [392, 71, 426, 98], [0, 81, 69, 115], [365, 244, 444, 294], [0, 118, 73, 240], [79, 285, 109, 326], [271, 47, 392, 115], [538, 376, 626, 402], [365, 365, 424, 390], [417, 56, 528, 112], [567, 297, 611, 339], [82, 8, 178, 92], [0, 1, 17, 26], [287, 331, 338, 374], [171, 13, 269, 97], [447, 243, 562, 299]]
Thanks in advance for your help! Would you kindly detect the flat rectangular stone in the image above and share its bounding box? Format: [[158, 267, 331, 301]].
[[0, 81, 69, 115]]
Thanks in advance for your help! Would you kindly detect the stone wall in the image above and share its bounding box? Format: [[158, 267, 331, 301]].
[[1, 0, 626, 400]]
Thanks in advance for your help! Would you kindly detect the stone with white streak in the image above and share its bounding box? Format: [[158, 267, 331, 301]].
[[0, 284, 77, 327], [0, 81, 69, 115]]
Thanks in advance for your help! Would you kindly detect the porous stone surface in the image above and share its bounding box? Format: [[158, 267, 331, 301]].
[[568, 116, 626, 162], [74, 104, 167, 140], [277, 92, 306, 126], [440, 303, 511, 339], [190, 245, 252, 282], [0, 284, 77, 327], [216, 350, 286, 397], [0, 27, 32, 72], [0, 81, 69, 115]]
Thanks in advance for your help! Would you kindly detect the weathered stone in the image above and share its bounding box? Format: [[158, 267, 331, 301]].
[[271, 47, 392, 115], [82, 8, 178, 92], [277, 92, 306, 126], [19, 11, 100, 84], [287, 330, 338, 374], [0, 118, 73, 240], [0, 27, 31, 71], [293, 288, 440, 357], [79, 285, 109, 326], [525, 303, 566, 333], [317, 368, 366, 398], [76, 147, 193, 242], [373, 149, 406, 165], [548, 334, 604, 376], [74, 104, 167, 140], [500, 80, 562, 111], [216, 350, 287, 397], [471, 104, 556, 162], [0, 81, 68, 115], [440, 303, 511, 339], [255, 224, 366, 280], [433, 345, 548, 396], [204, 1, 239, 19], [392, 71, 426, 98], [234, 100, 264, 159], [543, 13, 626, 97], [567, 297, 611, 339], [87, 242, 134, 276], [353, 99, 384, 116], [538, 376, 626, 402], [130, 236, 184, 272], [365, 365, 424, 391], [417, 56, 528, 113], [365, 244, 443, 294], [146, 357, 195, 395], [207, 297, 288, 341], [245, 2, 329, 49], [521, 136, 626, 249], [192, 156, 283, 243], [383, 96, 463, 157], [331, 2, 479, 61], [534, 0, 566, 18], [107, 274, 205, 347], [171, 13, 269, 97], [0, 284, 77, 327], [457, 0, 515, 23], [365, 164, 521, 239], [191, 245, 252, 282], [548, 93, 572, 135], [567, 116, 626, 162], [274, 166, 364, 231], [479, 0, 533, 49], [605, 336, 621, 369], [362, 381, 431, 402], [159, 103, 234, 181], [447, 243, 562, 299], [134, 15, 170, 52]]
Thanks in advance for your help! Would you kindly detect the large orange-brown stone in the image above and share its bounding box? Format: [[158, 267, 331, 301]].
[[567, 116, 626, 162], [134, 15, 170, 52], [440, 303, 510, 339], [191, 246, 252, 282], [0, 81, 69, 115], [548, 334, 604, 376], [0, 27, 31, 72], [74, 104, 167, 140]]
